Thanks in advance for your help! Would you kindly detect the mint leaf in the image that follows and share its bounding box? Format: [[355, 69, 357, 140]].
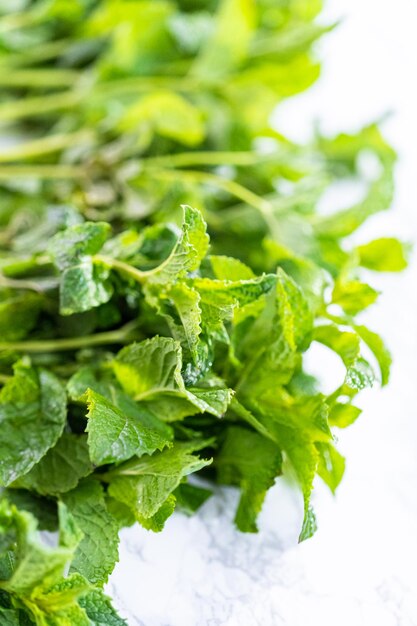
[[317, 442, 346, 494], [108, 441, 212, 529], [217, 427, 282, 532], [86, 389, 173, 466], [0, 362, 67, 487], [14, 434, 92, 496], [357, 238, 409, 272], [48, 222, 113, 315], [79, 590, 128, 626], [62, 481, 119, 585], [114, 337, 233, 420]]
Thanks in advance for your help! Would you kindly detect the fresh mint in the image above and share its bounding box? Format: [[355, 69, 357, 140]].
[[0, 1, 407, 624]]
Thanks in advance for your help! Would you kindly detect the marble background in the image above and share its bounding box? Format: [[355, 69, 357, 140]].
[[107, 1, 417, 624]]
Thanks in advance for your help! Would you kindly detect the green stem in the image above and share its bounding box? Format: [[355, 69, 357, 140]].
[[0, 274, 56, 292], [0, 91, 83, 122], [147, 167, 275, 218], [0, 165, 85, 179], [0, 68, 80, 88], [96, 75, 201, 96], [0, 130, 93, 163], [0, 39, 72, 68], [0, 75, 201, 121], [0, 321, 140, 353], [143, 151, 279, 168], [93, 254, 148, 283]]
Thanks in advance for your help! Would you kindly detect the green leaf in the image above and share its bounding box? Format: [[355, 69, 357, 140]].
[[0, 501, 74, 597], [354, 324, 392, 386], [58, 261, 113, 316], [332, 279, 379, 315], [114, 337, 183, 399], [216, 427, 282, 532], [79, 590, 128, 626], [314, 324, 374, 391], [357, 238, 409, 272], [48, 223, 111, 272], [136, 495, 177, 533], [192, 0, 255, 79], [314, 161, 395, 238], [61, 481, 119, 585], [48, 222, 113, 315], [151, 282, 203, 366], [85, 389, 173, 466], [108, 441, 212, 529], [0, 362, 67, 487], [314, 325, 360, 367], [192, 274, 276, 309], [279, 432, 319, 542], [143, 206, 209, 285], [14, 434, 92, 497], [1, 490, 58, 532], [328, 402, 362, 428], [0, 293, 42, 341], [120, 91, 205, 146], [276, 268, 313, 350], [316, 442, 346, 494], [114, 337, 233, 420], [0, 608, 21, 626], [174, 483, 212, 516], [209, 255, 255, 281]]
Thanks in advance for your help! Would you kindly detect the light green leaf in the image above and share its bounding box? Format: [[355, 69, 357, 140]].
[[276, 267, 313, 350], [62, 481, 119, 585], [0, 362, 67, 487], [14, 434, 92, 496], [216, 427, 282, 532], [135, 494, 177, 533], [314, 324, 374, 391], [48, 223, 111, 272], [58, 261, 113, 316], [209, 255, 255, 281], [354, 324, 392, 386], [332, 279, 379, 315], [79, 590, 128, 626], [114, 337, 232, 420], [144, 206, 209, 285], [120, 91, 205, 146], [314, 325, 360, 367], [174, 483, 212, 516], [279, 432, 319, 542], [114, 337, 183, 399], [192, 274, 276, 308], [85, 389, 173, 466], [146, 282, 203, 367], [357, 238, 408, 272], [48, 222, 113, 316], [314, 163, 394, 238], [316, 442, 346, 494], [328, 402, 362, 428], [192, 0, 255, 79], [108, 441, 212, 528], [0, 502, 74, 597]]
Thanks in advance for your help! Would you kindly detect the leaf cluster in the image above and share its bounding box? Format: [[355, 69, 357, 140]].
[[0, 1, 408, 624]]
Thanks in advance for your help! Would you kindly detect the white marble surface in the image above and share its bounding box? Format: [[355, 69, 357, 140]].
[[107, 2, 417, 624]]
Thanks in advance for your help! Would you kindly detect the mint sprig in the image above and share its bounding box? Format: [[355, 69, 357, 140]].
[[0, 1, 407, 624]]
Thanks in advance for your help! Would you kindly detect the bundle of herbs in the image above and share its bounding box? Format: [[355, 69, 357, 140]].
[[0, 1, 407, 624]]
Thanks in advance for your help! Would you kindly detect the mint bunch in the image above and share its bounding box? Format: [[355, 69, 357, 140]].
[[0, 1, 407, 624]]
